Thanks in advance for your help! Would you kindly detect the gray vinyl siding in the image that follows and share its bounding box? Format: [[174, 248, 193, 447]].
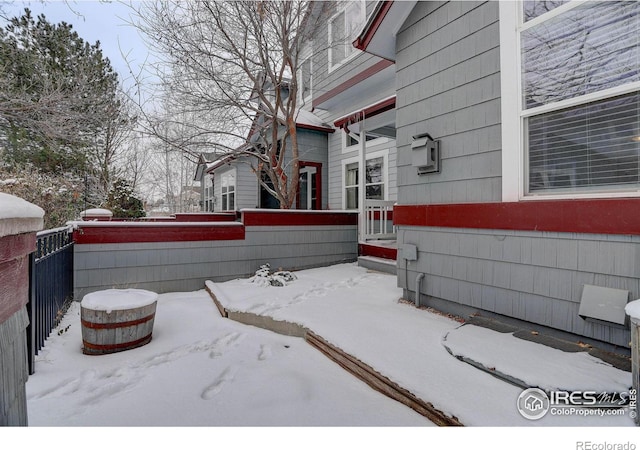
[[213, 163, 258, 211], [395, 1, 502, 205], [74, 224, 357, 299], [312, 1, 386, 110], [398, 226, 635, 348], [393, 1, 634, 348]]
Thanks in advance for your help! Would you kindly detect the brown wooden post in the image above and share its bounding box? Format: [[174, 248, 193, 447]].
[[0, 193, 43, 426]]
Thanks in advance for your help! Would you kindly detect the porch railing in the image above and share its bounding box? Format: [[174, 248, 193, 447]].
[[364, 200, 396, 240], [27, 226, 74, 374]]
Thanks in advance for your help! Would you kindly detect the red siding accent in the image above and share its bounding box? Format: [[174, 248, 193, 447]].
[[73, 224, 245, 244], [312, 60, 394, 110], [359, 243, 397, 260], [242, 210, 358, 227], [394, 199, 640, 235]]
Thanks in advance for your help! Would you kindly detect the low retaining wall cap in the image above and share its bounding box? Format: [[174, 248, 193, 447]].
[[0, 192, 44, 238]]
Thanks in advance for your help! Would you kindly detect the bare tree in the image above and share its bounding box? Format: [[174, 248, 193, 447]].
[[132, 1, 330, 209]]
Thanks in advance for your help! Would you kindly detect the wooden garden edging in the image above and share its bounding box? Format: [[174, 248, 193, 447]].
[[204, 283, 462, 426]]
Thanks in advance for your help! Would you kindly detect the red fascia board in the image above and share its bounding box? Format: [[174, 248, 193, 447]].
[[393, 199, 640, 235], [312, 59, 394, 110], [353, 1, 394, 52], [334, 97, 396, 129], [297, 123, 335, 133], [242, 210, 358, 227], [73, 224, 245, 244], [173, 213, 238, 222]]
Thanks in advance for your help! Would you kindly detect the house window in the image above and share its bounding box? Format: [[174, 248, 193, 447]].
[[221, 170, 236, 211], [299, 56, 312, 104], [328, 1, 365, 72], [343, 154, 387, 209], [501, 1, 640, 198]]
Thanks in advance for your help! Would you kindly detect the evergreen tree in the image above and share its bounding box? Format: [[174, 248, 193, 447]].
[[0, 8, 121, 175], [105, 179, 145, 219]]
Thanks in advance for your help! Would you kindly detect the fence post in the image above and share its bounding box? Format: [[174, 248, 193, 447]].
[[27, 252, 36, 376]]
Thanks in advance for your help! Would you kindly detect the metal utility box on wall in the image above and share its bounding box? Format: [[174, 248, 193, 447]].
[[411, 133, 440, 174], [578, 284, 629, 327]]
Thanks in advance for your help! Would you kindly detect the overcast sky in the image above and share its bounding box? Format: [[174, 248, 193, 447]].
[[1, 1, 152, 88]]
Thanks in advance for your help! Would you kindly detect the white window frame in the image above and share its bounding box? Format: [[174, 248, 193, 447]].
[[341, 130, 391, 154], [328, 0, 366, 73], [298, 44, 313, 105], [500, 1, 640, 202], [341, 148, 389, 209], [220, 168, 236, 211]]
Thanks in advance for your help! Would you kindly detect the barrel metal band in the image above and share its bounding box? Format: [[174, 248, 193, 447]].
[[81, 313, 155, 330], [82, 334, 152, 351]]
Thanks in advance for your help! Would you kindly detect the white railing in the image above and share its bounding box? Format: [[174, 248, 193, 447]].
[[364, 200, 396, 240]]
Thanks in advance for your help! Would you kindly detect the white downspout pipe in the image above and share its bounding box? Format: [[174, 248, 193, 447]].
[[359, 114, 366, 241], [415, 273, 425, 307]]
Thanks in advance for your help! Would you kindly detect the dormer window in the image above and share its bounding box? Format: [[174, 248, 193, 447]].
[[328, 1, 365, 72]]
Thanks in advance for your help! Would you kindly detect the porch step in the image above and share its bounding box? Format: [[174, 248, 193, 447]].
[[357, 255, 397, 275]]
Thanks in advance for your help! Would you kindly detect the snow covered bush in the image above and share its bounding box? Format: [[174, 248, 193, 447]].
[[250, 264, 297, 287]]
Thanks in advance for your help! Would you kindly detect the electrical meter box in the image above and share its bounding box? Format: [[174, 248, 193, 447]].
[[411, 133, 440, 174]]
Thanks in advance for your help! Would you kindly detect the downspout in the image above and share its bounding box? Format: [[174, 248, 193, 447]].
[[415, 273, 425, 307], [359, 113, 366, 241]]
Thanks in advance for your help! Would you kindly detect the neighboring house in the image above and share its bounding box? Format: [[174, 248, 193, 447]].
[[193, 152, 219, 211], [203, 109, 333, 212], [352, 0, 640, 348]]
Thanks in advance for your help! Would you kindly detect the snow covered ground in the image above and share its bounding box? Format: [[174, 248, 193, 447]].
[[21, 263, 639, 448]]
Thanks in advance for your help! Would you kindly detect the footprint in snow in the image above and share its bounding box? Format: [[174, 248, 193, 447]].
[[201, 367, 236, 400]]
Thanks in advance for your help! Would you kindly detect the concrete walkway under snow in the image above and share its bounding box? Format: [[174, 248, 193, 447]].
[[205, 263, 634, 427]]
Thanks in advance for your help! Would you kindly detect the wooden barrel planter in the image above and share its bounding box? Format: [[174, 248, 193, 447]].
[[81, 289, 158, 355]]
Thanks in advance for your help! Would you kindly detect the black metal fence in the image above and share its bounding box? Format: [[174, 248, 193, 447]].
[[27, 227, 74, 374]]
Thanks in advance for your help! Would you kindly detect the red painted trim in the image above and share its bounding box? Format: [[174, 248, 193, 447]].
[[334, 97, 396, 129], [312, 60, 394, 110], [394, 199, 640, 235], [0, 232, 36, 262], [353, 1, 394, 52], [173, 213, 237, 222], [73, 224, 245, 244], [297, 123, 335, 133], [242, 210, 358, 227], [297, 161, 323, 211], [359, 243, 397, 260]]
